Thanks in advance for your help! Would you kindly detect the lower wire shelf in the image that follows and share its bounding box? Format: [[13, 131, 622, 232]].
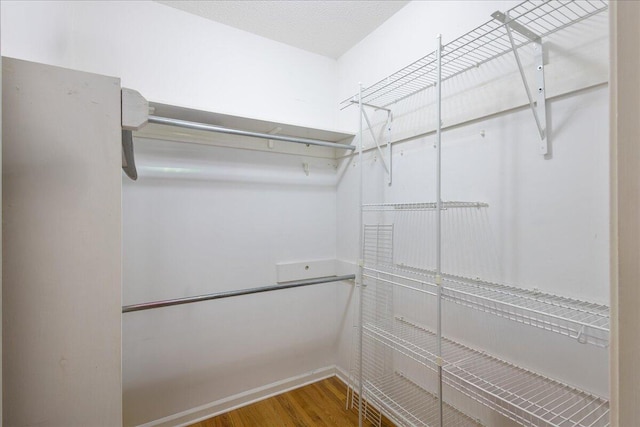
[[365, 372, 482, 427], [364, 317, 609, 427]]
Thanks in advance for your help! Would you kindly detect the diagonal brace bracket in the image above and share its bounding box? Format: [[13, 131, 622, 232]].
[[361, 108, 393, 185], [493, 10, 548, 155]]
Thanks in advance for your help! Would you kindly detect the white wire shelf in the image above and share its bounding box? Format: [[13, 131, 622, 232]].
[[363, 265, 609, 347], [340, 0, 608, 109], [441, 273, 609, 348], [363, 202, 489, 212], [364, 317, 609, 427], [365, 372, 482, 427]]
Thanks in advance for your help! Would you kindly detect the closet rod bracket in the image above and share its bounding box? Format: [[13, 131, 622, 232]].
[[121, 88, 149, 180]]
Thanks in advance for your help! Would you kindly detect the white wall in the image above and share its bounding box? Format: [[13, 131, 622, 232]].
[[122, 140, 340, 425], [1, 2, 346, 425], [0, 0, 339, 131]]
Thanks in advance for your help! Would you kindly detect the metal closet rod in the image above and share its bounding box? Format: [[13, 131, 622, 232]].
[[122, 274, 355, 313], [148, 115, 356, 151]]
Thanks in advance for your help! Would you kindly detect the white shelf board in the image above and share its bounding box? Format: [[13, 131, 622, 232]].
[[134, 102, 355, 159]]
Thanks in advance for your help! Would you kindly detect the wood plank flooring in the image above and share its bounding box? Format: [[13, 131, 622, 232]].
[[189, 376, 393, 426]]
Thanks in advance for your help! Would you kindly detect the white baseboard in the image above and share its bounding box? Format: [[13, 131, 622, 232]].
[[138, 365, 338, 427], [334, 365, 352, 387]]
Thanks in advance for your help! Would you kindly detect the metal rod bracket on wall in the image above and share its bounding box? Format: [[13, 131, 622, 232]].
[[121, 88, 149, 180], [492, 11, 548, 156]]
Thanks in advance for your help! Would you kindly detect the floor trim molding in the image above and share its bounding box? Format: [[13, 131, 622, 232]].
[[138, 365, 338, 427]]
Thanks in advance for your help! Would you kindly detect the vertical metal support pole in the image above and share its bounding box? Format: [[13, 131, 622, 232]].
[[358, 83, 364, 427], [435, 34, 444, 427]]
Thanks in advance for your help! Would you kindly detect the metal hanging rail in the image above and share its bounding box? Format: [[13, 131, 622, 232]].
[[122, 274, 355, 313], [147, 115, 356, 151]]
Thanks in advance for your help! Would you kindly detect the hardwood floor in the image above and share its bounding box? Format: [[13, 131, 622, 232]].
[[189, 376, 393, 426]]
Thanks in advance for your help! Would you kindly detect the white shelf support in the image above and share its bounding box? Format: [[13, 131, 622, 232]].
[[493, 10, 548, 155], [533, 39, 548, 155]]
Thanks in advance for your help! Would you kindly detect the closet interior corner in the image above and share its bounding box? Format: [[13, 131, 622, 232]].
[[120, 0, 610, 425]]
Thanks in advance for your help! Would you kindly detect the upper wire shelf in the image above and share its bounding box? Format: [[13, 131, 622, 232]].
[[340, 0, 608, 109]]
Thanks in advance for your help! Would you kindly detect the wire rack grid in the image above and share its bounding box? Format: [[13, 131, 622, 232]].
[[340, 0, 608, 109], [441, 274, 610, 347], [372, 263, 609, 348], [357, 206, 610, 426], [445, 349, 610, 427], [365, 372, 483, 427], [360, 291, 610, 427]]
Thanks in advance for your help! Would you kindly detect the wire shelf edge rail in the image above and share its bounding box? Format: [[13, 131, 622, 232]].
[[122, 274, 355, 313], [339, 0, 608, 109]]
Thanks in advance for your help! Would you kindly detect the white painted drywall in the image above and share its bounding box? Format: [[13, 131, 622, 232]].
[[122, 139, 339, 425], [0, 0, 339, 131], [2, 58, 122, 426]]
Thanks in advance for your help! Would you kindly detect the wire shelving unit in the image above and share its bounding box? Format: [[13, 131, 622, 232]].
[[365, 372, 482, 427], [363, 313, 609, 427], [350, 1, 610, 426], [340, 0, 608, 110], [355, 217, 609, 426]]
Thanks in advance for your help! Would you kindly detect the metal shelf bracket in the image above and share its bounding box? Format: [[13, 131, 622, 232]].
[[493, 10, 548, 156]]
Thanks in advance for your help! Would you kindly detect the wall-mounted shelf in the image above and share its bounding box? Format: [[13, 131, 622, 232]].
[[364, 265, 609, 348], [442, 273, 610, 348], [341, 0, 608, 110], [121, 90, 356, 181], [363, 314, 609, 427], [365, 372, 482, 427]]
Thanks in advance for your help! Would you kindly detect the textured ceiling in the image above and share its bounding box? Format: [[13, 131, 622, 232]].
[[155, 1, 410, 59]]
